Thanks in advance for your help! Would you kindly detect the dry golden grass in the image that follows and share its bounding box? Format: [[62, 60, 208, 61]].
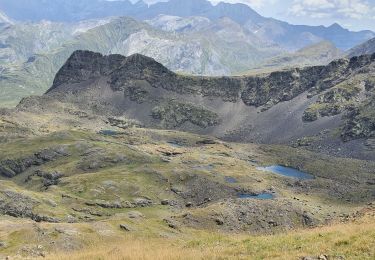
[[49, 216, 375, 260]]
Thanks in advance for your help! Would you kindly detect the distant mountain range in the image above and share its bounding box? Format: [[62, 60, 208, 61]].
[[0, 0, 374, 50], [248, 41, 342, 73]]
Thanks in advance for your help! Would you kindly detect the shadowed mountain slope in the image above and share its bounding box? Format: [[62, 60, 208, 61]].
[[347, 37, 375, 57]]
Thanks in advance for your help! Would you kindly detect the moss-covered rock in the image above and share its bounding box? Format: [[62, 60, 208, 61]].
[[123, 81, 150, 104], [303, 81, 362, 122], [341, 96, 375, 141], [152, 101, 220, 128]]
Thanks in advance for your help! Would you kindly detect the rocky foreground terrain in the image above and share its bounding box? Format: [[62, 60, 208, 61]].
[[0, 50, 374, 259], [0, 108, 374, 259]]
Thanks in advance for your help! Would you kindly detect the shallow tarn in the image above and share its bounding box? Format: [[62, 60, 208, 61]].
[[257, 165, 315, 180], [225, 176, 238, 183], [237, 193, 275, 199]]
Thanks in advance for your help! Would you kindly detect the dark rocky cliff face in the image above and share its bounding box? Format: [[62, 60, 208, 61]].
[[21, 50, 375, 155], [48, 51, 128, 92], [49, 50, 375, 105]]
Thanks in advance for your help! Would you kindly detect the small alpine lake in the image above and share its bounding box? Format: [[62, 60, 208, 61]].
[[237, 193, 275, 200], [256, 165, 315, 180]]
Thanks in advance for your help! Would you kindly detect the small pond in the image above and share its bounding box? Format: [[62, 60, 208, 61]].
[[237, 193, 275, 200], [225, 176, 238, 183], [256, 165, 315, 180]]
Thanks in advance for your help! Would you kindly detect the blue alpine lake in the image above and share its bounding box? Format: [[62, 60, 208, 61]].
[[256, 165, 315, 180], [237, 193, 275, 200]]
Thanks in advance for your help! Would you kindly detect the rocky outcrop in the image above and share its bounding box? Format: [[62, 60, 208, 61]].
[[47, 50, 126, 92], [25, 170, 64, 189], [151, 101, 220, 128], [302, 85, 361, 122], [85, 198, 153, 209], [0, 147, 69, 178], [341, 96, 375, 141], [0, 190, 38, 218], [0, 190, 60, 222], [107, 116, 142, 129], [175, 199, 318, 233]]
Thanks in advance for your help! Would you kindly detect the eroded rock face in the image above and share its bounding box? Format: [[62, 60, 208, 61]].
[[25, 170, 64, 189], [0, 147, 69, 178], [241, 67, 323, 107], [0, 190, 37, 218], [341, 96, 375, 141], [0, 190, 60, 222], [46, 50, 375, 109], [303, 84, 362, 122], [47, 51, 126, 92], [151, 101, 220, 128]]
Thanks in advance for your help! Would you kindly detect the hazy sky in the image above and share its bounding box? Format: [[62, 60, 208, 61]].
[[133, 0, 375, 32]]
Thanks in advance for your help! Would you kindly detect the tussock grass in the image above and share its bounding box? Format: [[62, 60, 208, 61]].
[[49, 216, 375, 260]]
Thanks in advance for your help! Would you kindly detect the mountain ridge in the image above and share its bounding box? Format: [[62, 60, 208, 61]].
[[17, 50, 375, 160]]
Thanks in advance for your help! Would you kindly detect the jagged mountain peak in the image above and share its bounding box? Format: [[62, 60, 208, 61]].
[[328, 22, 343, 30], [126, 52, 157, 62], [48, 50, 171, 93]]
